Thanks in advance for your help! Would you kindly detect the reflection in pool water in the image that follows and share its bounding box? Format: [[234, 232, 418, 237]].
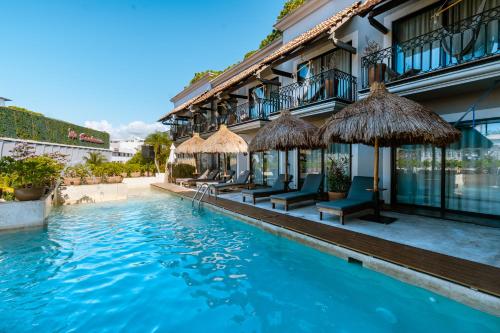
[[0, 190, 498, 332]]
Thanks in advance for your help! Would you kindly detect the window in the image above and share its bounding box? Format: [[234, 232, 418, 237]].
[[298, 149, 322, 188], [248, 78, 279, 118], [395, 145, 442, 208], [394, 118, 500, 218], [250, 150, 279, 186], [324, 144, 351, 191], [445, 120, 500, 216], [393, 0, 500, 75]]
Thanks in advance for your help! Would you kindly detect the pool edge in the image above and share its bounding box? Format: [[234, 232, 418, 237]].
[[154, 184, 500, 317]]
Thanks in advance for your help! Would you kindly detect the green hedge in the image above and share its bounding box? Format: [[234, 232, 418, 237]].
[[172, 163, 195, 179], [0, 107, 110, 149]]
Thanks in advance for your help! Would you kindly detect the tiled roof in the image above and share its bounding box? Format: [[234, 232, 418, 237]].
[[160, 1, 361, 121], [356, 0, 385, 16]]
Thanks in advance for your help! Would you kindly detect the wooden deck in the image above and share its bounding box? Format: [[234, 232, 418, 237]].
[[152, 183, 500, 297]]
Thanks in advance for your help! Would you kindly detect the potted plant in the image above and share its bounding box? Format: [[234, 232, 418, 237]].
[[64, 164, 91, 185], [103, 162, 123, 183], [11, 156, 63, 201], [326, 156, 351, 201], [363, 38, 386, 85]]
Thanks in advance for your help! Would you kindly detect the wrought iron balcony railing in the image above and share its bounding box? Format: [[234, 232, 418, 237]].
[[227, 98, 278, 125], [169, 99, 277, 140], [272, 68, 357, 110], [361, 5, 500, 89]]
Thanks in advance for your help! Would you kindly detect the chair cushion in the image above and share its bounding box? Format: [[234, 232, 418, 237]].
[[317, 199, 372, 211], [242, 188, 272, 195], [301, 174, 323, 193], [270, 191, 316, 200], [347, 176, 375, 202]]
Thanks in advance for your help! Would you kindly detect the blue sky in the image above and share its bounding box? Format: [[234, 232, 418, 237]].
[[0, 0, 285, 138]]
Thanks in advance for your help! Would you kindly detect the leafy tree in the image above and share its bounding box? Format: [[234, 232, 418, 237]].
[[144, 131, 171, 173], [83, 152, 107, 166], [259, 30, 283, 49], [7, 105, 44, 116], [277, 0, 306, 20], [189, 70, 223, 86]]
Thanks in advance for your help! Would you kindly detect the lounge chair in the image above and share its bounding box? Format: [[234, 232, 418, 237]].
[[241, 174, 291, 204], [196, 170, 235, 188], [209, 170, 251, 196], [186, 170, 219, 187], [270, 173, 323, 211], [175, 169, 210, 186], [316, 176, 375, 225]]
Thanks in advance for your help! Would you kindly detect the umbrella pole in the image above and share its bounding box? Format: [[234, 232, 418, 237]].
[[284, 149, 289, 192], [373, 138, 380, 217], [360, 137, 396, 224], [224, 153, 227, 177]]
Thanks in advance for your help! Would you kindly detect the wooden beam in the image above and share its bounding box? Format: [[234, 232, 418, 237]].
[[258, 78, 281, 86], [372, 0, 410, 16], [229, 93, 248, 99], [332, 40, 357, 54], [198, 106, 212, 111], [271, 68, 294, 78], [369, 15, 389, 34]]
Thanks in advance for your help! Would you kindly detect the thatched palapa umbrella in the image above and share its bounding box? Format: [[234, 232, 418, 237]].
[[319, 82, 461, 223], [176, 133, 205, 173], [249, 110, 322, 186], [167, 143, 176, 183], [202, 125, 248, 176]]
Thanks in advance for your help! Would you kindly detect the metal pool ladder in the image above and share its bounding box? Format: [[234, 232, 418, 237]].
[[192, 183, 210, 208]]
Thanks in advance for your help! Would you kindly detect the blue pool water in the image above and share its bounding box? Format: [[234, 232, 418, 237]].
[[0, 190, 499, 332]]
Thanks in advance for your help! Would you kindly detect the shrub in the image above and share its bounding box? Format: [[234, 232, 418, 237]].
[[172, 163, 195, 179], [64, 164, 91, 180], [10, 155, 64, 189], [326, 156, 351, 193], [0, 106, 110, 148]]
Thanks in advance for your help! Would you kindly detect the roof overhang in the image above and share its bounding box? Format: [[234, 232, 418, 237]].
[[159, 1, 361, 122]]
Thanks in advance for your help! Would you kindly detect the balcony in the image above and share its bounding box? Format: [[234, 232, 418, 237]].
[[361, 6, 500, 89], [273, 68, 357, 111], [170, 99, 277, 140], [227, 99, 278, 125]]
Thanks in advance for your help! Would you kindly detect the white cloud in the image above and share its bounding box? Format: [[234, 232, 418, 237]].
[[84, 120, 167, 140]]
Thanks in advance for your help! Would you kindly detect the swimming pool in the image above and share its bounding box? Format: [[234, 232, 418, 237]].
[[0, 190, 498, 332]]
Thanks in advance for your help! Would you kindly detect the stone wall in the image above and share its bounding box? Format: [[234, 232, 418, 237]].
[[0, 192, 54, 231]]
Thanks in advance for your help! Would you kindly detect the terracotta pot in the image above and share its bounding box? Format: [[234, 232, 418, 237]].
[[328, 192, 346, 201], [368, 63, 387, 85], [14, 187, 44, 201], [63, 177, 81, 186], [106, 176, 123, 184], [120, 173, 128, 178], [84, 177, 100, 185], [131, 172, 141, 178]]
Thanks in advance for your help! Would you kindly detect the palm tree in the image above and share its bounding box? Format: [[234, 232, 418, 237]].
[[145, 131, 171, 173], [83, 152, 107, 166]]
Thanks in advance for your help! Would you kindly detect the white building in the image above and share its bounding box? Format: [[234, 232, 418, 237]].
[[110, 137, 144, 162], [160, 0, 500, 227], [0, 97, 11, 107], [1, 99, 112, 164]]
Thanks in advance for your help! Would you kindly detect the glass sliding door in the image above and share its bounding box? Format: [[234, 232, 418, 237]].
[[445, 121, 500, 216], [299, 149, 322, 188], [251, 150, 279, 186], [395, 145, 442, 208], [251, 152, 264, 185], [263, 150, 279, 186], [324, 144, 351, 191]]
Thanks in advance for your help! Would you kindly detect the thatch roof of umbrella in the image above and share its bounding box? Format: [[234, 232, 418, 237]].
[[176, 133, 205, 155], [249, 110, 322, 152], [202, 124, 248, 153], [318, 82, 461, 147]]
